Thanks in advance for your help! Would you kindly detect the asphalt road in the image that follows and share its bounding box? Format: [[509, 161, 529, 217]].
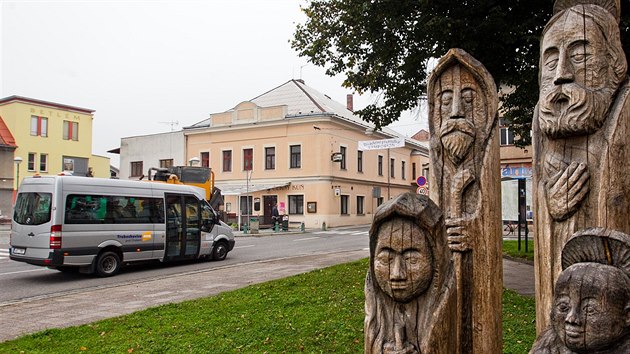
[[0, 226, 370, 304]]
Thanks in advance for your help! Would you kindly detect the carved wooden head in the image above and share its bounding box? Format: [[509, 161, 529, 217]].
[[551, 262, 630, 352], [368, 193, 448, 303], [428, 48, 498, 166], [538, 3, 627, 138]]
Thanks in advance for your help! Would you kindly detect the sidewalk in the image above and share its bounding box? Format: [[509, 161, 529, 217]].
[[0, 248, 534, 343]]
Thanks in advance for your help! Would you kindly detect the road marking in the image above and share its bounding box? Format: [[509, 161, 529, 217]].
[[0, 249, 9, 260], [352, 231, 368, 236], [0, 268, 51, 276], [293, 237, 320, 242], [234, 245, 255, 249]]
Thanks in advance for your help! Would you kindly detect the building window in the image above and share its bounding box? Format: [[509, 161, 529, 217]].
[[422, 164, 430, 183], [27, 153, 36, 171], [289, 195, 304, 215], [130, 161, 143, 177], [390, 158, 395, 178], [63, 120, 79, 141], [340, 146, 347, 170], [357, 196, 364, 215], [30, 116, 48, 137], [500, 119, 515, 145], [222, 150, 232, 172], [240, 196, 253, 215], [377, 197, 384, 207], [378, 155, 383, 176], [357, 150, 363, 173], [243, 148, 253, 171], [201, 152, 210, 167], [39, 154, 48, 172], [265, 147, 276, 170], [412, 162, 417, 181], [290, 145, 301, 168], [159, 159, 173, 168], [401, 161, 406, 180], [340, 195, 349, 215]]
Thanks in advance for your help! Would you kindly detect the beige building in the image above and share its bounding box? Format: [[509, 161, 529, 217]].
[[184, 80, 429, 229]]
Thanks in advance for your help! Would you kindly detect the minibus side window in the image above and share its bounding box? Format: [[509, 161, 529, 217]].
[[65, 194, 164, 224], [13, 193, 52, 225]]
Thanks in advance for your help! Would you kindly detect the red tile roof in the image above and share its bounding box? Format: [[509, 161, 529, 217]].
[[0, 115, 17, 147]]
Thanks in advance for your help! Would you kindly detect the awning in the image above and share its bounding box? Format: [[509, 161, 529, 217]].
[[216, 181, 291, 196]]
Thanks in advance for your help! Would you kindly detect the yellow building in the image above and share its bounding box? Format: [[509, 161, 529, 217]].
[[0, 96, 110, 215], [184, 80, 429, 229]]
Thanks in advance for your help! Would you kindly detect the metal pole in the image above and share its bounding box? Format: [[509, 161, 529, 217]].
[[387, 148, 391, 199]]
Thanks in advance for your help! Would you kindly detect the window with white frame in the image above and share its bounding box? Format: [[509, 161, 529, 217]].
[[289, 195, 304, 214], [39, 154, 48, 172], [30, 116, 48, 137], [266, 147, 276, 170], [341, 195, 349, 215], [63, 120, 78, 141], [290, 145, 301, 168], [159, 159, 173, 168], [27, 153, 36, 171], [243, 148, 253, 171], [356, 196, 364, 215], [500, 119, 515, 145], [130, 161, 143, 177]]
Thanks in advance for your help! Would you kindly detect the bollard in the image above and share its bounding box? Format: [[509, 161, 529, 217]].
[[322, 222, 327, 231], [243, 224, 248, 234], [300, 222, 305, 232]]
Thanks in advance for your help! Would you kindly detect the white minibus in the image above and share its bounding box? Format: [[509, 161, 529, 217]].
[[10, 175, 235, 276]]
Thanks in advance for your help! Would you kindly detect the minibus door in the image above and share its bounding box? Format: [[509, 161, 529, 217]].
[[165, 194, 200, 260]]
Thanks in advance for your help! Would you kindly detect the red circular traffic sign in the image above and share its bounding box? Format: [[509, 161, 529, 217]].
[[416, 176, 427, 186]]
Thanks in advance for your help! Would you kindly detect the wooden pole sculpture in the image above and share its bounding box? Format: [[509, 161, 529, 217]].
[[427, 48, 502, 353], [364, 193, 458, 354], [530, 228, 630, 353], [532, 0, 630, 333]]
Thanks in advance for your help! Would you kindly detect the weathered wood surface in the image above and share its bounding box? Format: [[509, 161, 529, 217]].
[[530, 228, 630, 353], [533, 0, 630, 333], [365, 193, 458, 354], [428, 48, 502, 353]]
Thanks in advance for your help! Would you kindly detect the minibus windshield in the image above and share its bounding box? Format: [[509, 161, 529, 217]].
[[13, 192, 52, 225]]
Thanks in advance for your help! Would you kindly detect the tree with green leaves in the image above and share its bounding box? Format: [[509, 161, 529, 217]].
[[292, 0, 630, 147]]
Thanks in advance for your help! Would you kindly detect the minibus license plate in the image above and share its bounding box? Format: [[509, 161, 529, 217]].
[[12, 248, 25, 255]]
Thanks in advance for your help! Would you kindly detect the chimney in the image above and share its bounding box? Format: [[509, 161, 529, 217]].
[[346, 94, 354, 112]]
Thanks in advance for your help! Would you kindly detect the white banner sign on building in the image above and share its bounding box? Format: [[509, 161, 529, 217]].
[[358, 137, 405, 151]]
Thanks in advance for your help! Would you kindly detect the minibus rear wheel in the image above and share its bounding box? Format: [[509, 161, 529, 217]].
[[96, 251, 121, 277]]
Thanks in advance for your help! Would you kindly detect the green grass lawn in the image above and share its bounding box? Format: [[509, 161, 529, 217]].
[[0, 258, 535, 353], [503, 239, 535, 262]]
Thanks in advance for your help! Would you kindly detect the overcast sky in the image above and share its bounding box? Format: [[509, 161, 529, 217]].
[[1, 0, 426, 167]]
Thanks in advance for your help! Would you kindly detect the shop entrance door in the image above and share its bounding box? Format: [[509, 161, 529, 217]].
[[263, 195, 277, 226]]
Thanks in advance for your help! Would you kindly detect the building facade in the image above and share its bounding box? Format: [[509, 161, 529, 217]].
[[183, 80, 429, 229], [118, 131, 185, 179], [0, 96, 111, 216]]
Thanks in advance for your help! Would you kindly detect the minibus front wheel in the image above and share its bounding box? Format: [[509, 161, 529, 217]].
[[96, 251, 121, 277]]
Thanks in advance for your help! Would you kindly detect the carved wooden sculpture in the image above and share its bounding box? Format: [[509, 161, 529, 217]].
[[530, 228, 630, 353], [364, 193, 458, 354], [533, 0, 630, 332], [427, 48, 502, 353]]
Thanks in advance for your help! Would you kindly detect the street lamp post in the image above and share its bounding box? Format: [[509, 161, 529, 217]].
[[13, 156, 23, 202]]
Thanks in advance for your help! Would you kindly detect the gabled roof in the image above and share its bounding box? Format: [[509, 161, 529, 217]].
[[185, 79, 428, 150], [0, 95, 94, 114], [0, 115, 17, 148]]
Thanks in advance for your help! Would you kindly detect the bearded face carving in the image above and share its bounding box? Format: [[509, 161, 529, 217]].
[[538, 7, 625, 138], [436, 66, 478, 165]]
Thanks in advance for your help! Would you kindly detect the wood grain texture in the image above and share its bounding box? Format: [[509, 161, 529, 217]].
[[530, 228, 630, 353], [533, 0, 630, 333], [364, 193, 458, 354], [428, 48, 502, 353]]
